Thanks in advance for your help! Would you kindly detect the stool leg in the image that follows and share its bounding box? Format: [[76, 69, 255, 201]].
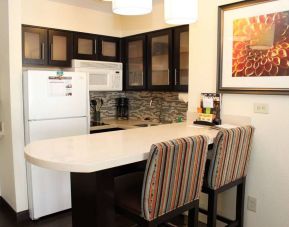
[[236, 179, 246, 227], [188, 204, 199, 227], [207, 190, 217, 227]]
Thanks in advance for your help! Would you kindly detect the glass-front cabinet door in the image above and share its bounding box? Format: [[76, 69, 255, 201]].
[[174, 26, 189, 92], [98, 36, 120, 62], [148, 30, 173, 90], [73, 33, 97, 60], [48, 30, 72, 67], [22, 26, 47, 65], [125, 36, 146, 90]]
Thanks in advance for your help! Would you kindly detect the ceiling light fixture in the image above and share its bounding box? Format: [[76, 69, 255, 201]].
[[112, 0, 152, 16], [165, 0, 198, 25]]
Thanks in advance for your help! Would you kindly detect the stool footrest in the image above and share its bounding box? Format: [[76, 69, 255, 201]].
[[199, 207, 235, 224]]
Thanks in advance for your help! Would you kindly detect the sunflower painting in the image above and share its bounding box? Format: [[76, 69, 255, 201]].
[[232, 11, 289, 77]]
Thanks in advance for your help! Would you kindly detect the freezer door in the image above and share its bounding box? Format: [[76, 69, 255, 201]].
[[26, 117, 88, 219], [28, 117, 88, 142], [24, 70, 88, 120]]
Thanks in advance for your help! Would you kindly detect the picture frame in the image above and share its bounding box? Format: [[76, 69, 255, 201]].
[[217, 0, 289, 95]]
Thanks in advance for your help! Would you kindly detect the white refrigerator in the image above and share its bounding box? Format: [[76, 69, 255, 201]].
[[23, 70, 89, 220]]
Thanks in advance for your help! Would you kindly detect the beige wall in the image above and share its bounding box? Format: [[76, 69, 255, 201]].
[[10, 0, 29, 212], [188, 0, 218, 111], [0, 0, 28, 212], [0, 0, 16, 204], [22, 0, 122, 37], [189, 0, 289, 227], [22, 0, 171, 38], [120, 0, 173, 37]]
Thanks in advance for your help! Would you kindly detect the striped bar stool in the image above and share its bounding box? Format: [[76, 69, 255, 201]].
[[115, 136, 209, 227], [200, 126, 255, 227]]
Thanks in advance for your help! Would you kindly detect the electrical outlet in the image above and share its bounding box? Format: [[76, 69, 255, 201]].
[[254, 103, 269, 114], [247, 196, 257, 212]]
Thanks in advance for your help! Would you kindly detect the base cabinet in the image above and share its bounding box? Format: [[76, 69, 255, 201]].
[[90, 128, 124, 134]]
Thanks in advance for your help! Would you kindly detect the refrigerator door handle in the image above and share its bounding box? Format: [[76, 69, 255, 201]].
[[29, 116, 88, 122]]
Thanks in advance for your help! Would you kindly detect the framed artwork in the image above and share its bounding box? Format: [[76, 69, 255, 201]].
[[217, 0, 289, 95]]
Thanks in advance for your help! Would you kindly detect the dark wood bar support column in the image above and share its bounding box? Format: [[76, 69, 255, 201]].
[[70, 170, 115, 227], [70, 161, 146, 227]]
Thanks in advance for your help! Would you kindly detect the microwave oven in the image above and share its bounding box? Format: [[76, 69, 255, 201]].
[[71, 60, 123, 91]]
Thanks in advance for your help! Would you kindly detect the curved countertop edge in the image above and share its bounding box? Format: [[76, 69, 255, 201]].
[[24, 151, 149, 173], [24, 123, 218, 173]]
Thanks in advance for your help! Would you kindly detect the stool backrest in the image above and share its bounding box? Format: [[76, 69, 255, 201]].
[[141, 136, 208, 221], [208, 126, 255, 190]]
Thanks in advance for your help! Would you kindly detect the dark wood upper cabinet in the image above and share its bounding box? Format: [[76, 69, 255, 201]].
[[147, 29, 173, 91], [98, 36, 120, 62], [22, 26, 48, 65], [73, 33, 98, 60], [174, 26, 189, 92], [124, 35, 147, 91], [123, 25, 189, 92], [48, 29, 72, 67], [22, 25, 189, 92]]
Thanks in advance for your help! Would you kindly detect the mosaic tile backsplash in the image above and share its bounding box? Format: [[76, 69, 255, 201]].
[[90, 91, 188, 122]]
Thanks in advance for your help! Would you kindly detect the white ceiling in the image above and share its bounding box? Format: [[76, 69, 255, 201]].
[[48, 0, 113, 12], [48, 0, 162, 13]]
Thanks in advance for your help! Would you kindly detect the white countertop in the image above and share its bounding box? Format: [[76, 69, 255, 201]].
[[24, 123, 219, 173]]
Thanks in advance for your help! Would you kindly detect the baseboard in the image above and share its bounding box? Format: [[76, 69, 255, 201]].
[[0, 196, 29, 223]]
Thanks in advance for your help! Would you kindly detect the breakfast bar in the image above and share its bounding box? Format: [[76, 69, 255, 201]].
[[24, 123, 219, 227]]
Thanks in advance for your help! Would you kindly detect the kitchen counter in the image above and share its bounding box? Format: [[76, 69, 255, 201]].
[[25, 123, 218, 173], [24, 122, 220, 227], [90, 118, 162, 131]]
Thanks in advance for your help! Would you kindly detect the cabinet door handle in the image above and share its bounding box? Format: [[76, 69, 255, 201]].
[[174, 69, 177, 85], [41, 43, 45, 60], [167, 69, 170, 85], [94, 40, 97, 55], [50, 44, 53, 60]]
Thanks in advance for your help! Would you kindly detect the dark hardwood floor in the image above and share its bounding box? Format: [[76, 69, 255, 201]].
[[0, 199, 206, 227]]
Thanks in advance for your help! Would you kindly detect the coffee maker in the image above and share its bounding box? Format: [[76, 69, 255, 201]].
[[116, 97, 129, 120]]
